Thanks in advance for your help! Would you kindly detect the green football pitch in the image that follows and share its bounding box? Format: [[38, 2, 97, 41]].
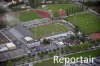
[[47, 4, 81, 11], [16, 10, 41, 22], [38, 4, 83, 17], [29, 23, 67, 39], [67, 12, 100, 34]]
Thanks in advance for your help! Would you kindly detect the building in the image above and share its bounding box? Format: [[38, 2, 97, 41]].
[[0, 30, 27, 61], [0, 31, 16, 52], [89, 32, 100, 40], [24, 37, 40, 47], [9, 25, 40, 48]]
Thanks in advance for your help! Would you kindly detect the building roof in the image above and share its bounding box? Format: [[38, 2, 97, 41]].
[[58, 42, 64, 45], [0, 46, 8, 52], [24, 37, 33, 41], [0, 48, 27, 61], [89, 33, 100, 40], [6, 42, 16, 49], [9, 25, 33, 39], [14, 25, 33, 37], [22, 18, 49, 27], [0, 31, 10, 45]]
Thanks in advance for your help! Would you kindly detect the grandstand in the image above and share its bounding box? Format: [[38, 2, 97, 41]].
[[22, 18, 49, 28], [9, 25, 40, 48]]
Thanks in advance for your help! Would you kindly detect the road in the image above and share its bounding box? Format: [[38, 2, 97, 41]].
[[17, 47, 100, 66]]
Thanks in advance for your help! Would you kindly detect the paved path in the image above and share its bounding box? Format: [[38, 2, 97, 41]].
[[69, 11, 89, 16]]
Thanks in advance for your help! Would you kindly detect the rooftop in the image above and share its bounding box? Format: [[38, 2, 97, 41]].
[[89, 32, 100, 40], [0, 31, 10, 45], [0, 48, 27, 61]]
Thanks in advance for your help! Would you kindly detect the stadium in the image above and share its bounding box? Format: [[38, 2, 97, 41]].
[[22, 18, 68, 39]]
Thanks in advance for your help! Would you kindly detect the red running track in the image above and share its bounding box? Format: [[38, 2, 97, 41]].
[[32, 10, 51, 18]]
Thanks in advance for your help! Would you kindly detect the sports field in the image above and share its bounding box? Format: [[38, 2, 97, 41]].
[[29, 23, 67, 39], [39, 4, 83, 17], [16, 10, 41, 22], [34, 48, 100, 66], [15, 9, 51, 22], [47, 4, 80, 11], [67, 12, 100, 34]]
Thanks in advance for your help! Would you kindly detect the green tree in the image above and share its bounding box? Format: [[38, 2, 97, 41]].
[[71, 44, 79, 52], [79, 33, 86, 42], [6, 60, 13, 66], [28, 0, 40, 8], [38, 52, 44, 58], [52, 0, 56, 4], [74, 26, 80, 33], [43, 39, 50, 45], [0, 21, 6, 29], [0, 7, 7, 15], [48, 51, 55, 57], [70, 35, 76, 40]]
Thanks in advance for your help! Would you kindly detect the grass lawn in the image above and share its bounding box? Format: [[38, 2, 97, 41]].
[[47, 4, 80, 11], [29, 23, 67, 39], [17, 10, 41, 22], [34, 48, 100, 66], [38, 4, 83, 17], [67, 12, 100, 34]]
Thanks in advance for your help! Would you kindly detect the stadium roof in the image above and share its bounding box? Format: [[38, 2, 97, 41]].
[[0, 31, 10, 45], [37, 18, 49, 23], [22, 18, 49, 26], [9, 25, 33, 39], [14, 25, 33, 37]]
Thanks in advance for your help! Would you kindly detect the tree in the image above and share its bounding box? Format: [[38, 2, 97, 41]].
[[70, 35, 76, 40], [92, 39, 100, 46], [52, 0, 55, 4], [44, 51, 48, 55], [71, 44, 80, 52], [6, 60, 13, 66], [28, 0, 39, 8], [0, 21, 6, 29], [48, 51, 55, 57], [61, 49, 64, 55], [79, 42, 91, 50], [80, 37, 85, 42], [79, 33, 86, 42], [43, 39, 50, 45], [38, 52, 44, 58], [0, 7, 7, 15], [64, 46, 69, 53], [74, 26, 80, 33]]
